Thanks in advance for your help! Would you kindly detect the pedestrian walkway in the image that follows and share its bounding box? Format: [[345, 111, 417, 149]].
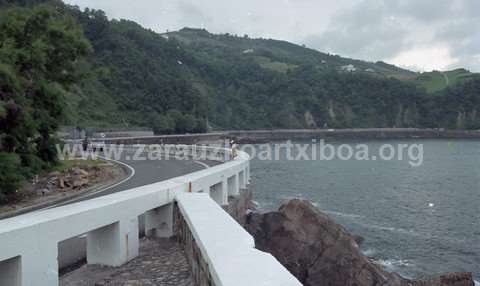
[[60, 238, 194, 286]]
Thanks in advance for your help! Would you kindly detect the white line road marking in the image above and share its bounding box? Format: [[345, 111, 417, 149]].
[[45, 156, 136, 209], [194, 160, 211, 169]]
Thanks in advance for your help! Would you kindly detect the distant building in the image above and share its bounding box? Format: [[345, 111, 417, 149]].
[[161, 34, 169, 40], [341, 64, 356, 72], [242, 49, 254, 54], [365, 68, 375, 73]]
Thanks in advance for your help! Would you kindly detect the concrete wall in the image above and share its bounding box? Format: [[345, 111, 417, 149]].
[[85, 129, 480, 146], [97, 133, 227, 145], [228, 128, 480, 143], [175, 193, 302, 286], [174, 202, 214, 286]]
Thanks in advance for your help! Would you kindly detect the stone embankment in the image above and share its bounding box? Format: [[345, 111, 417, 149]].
[[244, 199, 475, 286]]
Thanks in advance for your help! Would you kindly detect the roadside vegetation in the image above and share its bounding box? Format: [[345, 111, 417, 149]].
[[0, 3, 90, 202]]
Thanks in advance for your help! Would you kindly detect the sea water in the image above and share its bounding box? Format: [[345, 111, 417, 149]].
[[250, 139, 480, 280]]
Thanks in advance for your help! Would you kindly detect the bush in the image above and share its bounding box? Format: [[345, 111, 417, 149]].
[[151, 113, 175, 135], [175, 114, 197, 133], [0, 152, 25, 203]]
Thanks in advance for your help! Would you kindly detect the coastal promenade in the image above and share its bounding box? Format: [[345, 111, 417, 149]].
[[0, 144, 302, 286], [61, 237, 194, 286]]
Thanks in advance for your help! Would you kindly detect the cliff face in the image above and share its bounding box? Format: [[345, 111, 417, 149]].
[[245, 199, 475, 286]]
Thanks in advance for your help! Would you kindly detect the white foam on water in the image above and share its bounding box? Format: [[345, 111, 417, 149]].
[[474, 280, 479, 286], [364, 223, 422, 237], [362, 248, 377, 257], [375, 259, 413, 272], [324, 210, 362, 219]]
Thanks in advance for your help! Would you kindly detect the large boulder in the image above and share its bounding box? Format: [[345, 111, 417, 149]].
[[245, 199, 475, 286], [411, 273, 475, 286], [223, 187, 254, 226]]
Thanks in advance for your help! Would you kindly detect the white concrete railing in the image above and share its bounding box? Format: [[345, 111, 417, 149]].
[[176, 193, 302, 286], [0, 146, 301, 286]]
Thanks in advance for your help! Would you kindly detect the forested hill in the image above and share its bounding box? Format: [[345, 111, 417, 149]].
[[167, 28, 417, 80], [63, 12, 423, 131], [2, 0, 480, 133]]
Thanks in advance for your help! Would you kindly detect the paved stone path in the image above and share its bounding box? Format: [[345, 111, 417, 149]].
[[60, 238, 194, 286]]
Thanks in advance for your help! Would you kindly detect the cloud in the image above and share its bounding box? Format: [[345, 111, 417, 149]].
[[176, 2, 212, 29], [383, 0, 452, 23], [433, 1, 480, 71], [304, 1, 410, 60], [304, 0, 480, 71]]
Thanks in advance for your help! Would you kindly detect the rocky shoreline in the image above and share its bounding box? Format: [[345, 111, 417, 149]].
[[227, 190, 475, 286]]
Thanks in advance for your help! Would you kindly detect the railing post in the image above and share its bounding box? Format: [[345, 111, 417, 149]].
[[221, 178, 229, 205], [227, 174, 239, 196], [144, 203, 173, 238], [86, 217, 139, 267], [21, 244, 59, 286], [239, 170, 246, 189], [209, 181, 228, 206]]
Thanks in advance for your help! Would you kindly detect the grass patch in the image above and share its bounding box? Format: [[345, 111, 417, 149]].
[[253, 56, 297, 73], [416, 69, 480, 93], [49, 159, 105, 173]]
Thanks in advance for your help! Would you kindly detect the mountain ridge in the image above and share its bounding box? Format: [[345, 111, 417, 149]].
[[166, 27, 418, 80]]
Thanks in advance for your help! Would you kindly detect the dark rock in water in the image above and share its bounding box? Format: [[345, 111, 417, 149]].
[[245, 199, 475, 286], [410, 273, 475, 286], [223, 187, 254, 226], [353, 234, 365, 246], [246, 199, 403, 285]]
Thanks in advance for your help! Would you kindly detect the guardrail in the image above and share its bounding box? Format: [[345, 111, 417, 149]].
[[0, 145, 301, 286]]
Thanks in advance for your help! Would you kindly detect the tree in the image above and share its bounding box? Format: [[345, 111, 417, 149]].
[[0, 4, 90, 201], [0, 152, 25, 203]]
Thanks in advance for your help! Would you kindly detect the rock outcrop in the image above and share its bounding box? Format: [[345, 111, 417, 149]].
[[223, 187, 254, 226], [245, 199, 475, 286], [411, 273, 475, 286]]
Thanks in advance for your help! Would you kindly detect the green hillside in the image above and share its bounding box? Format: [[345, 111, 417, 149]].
[[416, 69, 480, 93], [47, 9, 480, 131], [167, 28, 417, 80]]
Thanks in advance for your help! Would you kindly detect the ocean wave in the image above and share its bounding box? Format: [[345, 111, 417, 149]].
[[474, 280, 479, 286], [375, 258, 413, 272], [366, 223, 420, 236], [362, 248, 377, 257], [324, 210, 362, 219]]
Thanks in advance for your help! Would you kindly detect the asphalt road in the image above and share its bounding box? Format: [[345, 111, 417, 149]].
[[48, 153, 221, 208]]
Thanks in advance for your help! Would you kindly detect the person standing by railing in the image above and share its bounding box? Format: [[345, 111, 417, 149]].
[[229, 139, 238, 160]]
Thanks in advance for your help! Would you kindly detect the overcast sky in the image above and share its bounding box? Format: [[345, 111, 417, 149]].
[[64, 0, 480, 72]]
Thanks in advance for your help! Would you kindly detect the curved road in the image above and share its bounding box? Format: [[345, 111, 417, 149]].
[[48, 152, 221, 208]]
